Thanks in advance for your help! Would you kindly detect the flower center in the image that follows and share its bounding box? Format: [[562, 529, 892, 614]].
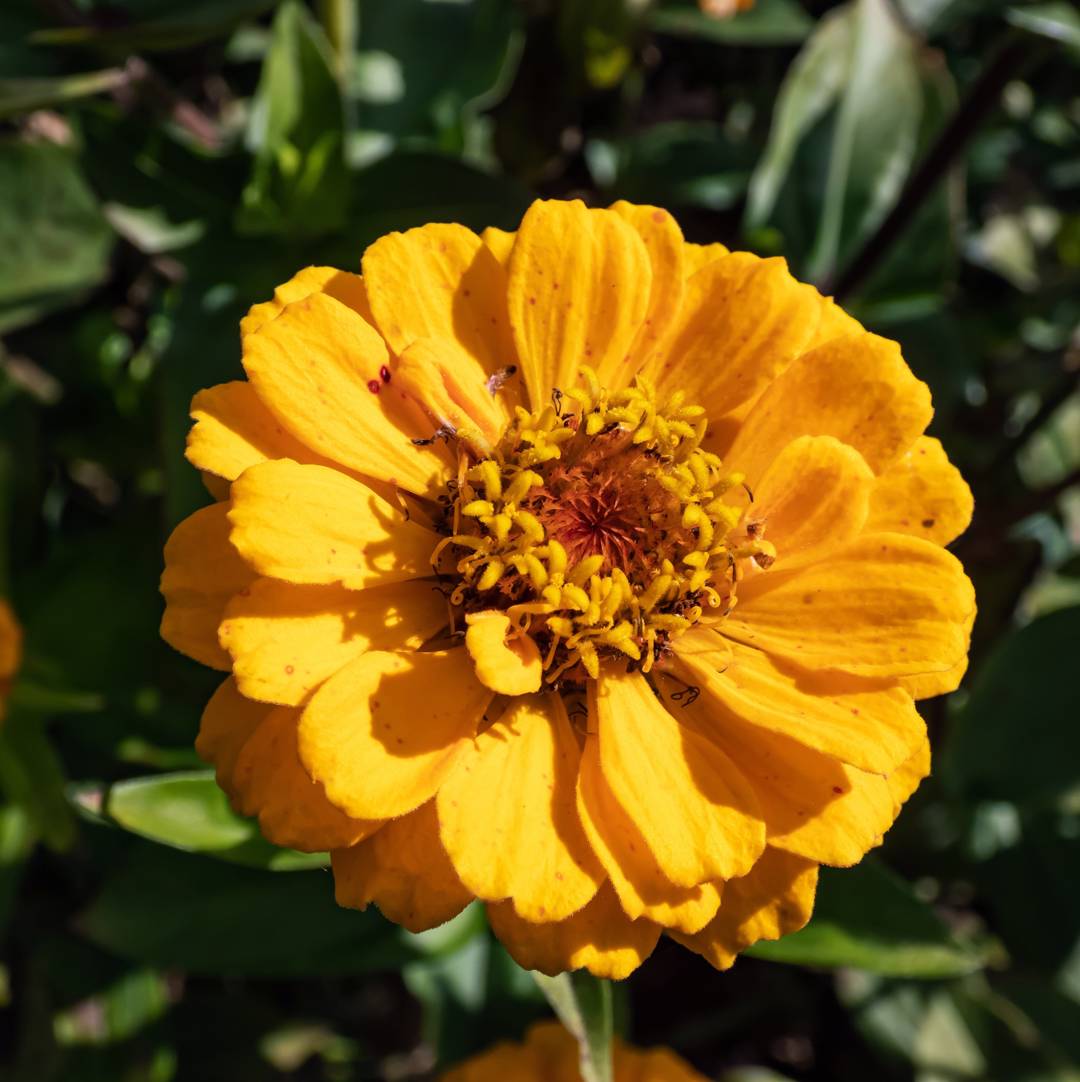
[[430, 367, 774, 686]]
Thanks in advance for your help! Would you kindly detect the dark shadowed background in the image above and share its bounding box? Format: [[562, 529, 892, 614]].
[[0, 0, 1078, 1078]]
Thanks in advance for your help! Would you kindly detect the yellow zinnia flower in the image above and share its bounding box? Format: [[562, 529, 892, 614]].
[[441, 1021, 706, 1081], [0, 598, 21, 723], [161, 198, 975, 979]]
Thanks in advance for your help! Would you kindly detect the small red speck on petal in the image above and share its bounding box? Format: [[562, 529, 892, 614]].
[[380, 365, 391, 383], [922, 518, 935, 528], [528, 296, 537, 306], [285, 665, 294, 675], [832, 785, 844, 794], [367, 380, 381, 394], [651, 210, 665, 223]]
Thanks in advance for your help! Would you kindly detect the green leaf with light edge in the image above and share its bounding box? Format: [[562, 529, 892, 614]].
[[103, 770, 327, 871], [1006, 3, 1080, 53], [533, 971, 614, 1082], [746, 0, 931, 287], [748, 860, 988, 978], [236, 0, 349, 239]]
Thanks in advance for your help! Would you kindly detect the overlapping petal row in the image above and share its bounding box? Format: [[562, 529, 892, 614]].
[[161, 198, 975, 979], [440, 1020, 707, 1081]]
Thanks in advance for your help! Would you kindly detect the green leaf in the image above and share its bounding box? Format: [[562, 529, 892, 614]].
[[940, 606, 1080, 806], [30, 0, 276, 54], [79, 841, 425, 977], [357, 0, 522, 143], [104, 771, 326, 871], [745, 9, 854, 229], [0, 69, 126, 120], [0, 140, 114, 332], [746, 0, 932, 287], [237, 0, 349, 238], [1006, 3, 1080, 53], [599, 121, 753, 211], [533, 971, 614, 1082], [807, 0, 923, 283], [650, 0, 813, 46], [0, 804, 33, 933], [748, 860, 987, 977], [0, 710, 76, 853]]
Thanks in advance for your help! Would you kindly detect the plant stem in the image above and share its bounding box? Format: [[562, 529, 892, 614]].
[[830, 31, 1041, 302], [533, 971, 614, 1082]]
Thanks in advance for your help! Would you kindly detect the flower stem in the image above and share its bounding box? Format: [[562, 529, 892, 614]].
[[532, 971, 614, 1082]]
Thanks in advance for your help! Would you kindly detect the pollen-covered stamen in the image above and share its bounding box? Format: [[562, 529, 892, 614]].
[[432, 366, 776, 684]]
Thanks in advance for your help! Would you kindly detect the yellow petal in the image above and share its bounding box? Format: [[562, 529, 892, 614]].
[[195, 676, 270, 797], [481, 225, 516, 267], [748, 435, 874, 563], [239, 266, 373, 340], [160, 501, 255, 670], [487, 881, 661, 980], [577, 735, 724, 933], [523, 1023, 585, 1078], [440, 1042, 543, 1082], [615, 1044, 711, 1082], [608, 201, 686, 378], [725, 532, 976, 679], [647, 253, 828, 418], [220, 577, 449, 706], [395, 336, 510, 451], [593, 668, 765, 887], [655, 671, 906, 867], [900, 654, 969, 700], [363, 223, 519, 393], [806, 294, 864, 348], [298, 649, 491, 820], [227, 459, 437, 589], [332, 801, 472, 933], [232, 704, 380, 851], [187, 380, 339, 483], [437, 694, 603, 921], [242, 291, 446, 494], [682, 240, 730, 277], [867, 435, 973, 546], [674, 634, 925, 775], [464, 611, 542, 696], [887, 736, 931, 813], [671, 847, 818, 970], [726, 332, 933, 487], [507, 199, 651, 408]]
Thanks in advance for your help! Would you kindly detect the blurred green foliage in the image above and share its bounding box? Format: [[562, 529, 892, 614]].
[[0, 0, 1078, 1078]]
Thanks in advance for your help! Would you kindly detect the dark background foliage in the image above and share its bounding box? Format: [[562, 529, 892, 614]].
[[0, 0, 1078, 1078]]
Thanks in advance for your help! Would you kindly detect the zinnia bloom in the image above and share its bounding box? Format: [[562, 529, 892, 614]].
[[0, 598, 21, 723], [441, 1021, 706, 1081], [161, 198, 975, 979]]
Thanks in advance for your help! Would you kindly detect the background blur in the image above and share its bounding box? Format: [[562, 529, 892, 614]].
[[1, 0, 1078, 1079]]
